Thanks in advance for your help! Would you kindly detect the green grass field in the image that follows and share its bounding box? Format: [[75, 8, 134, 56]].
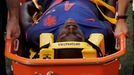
[[119, 2, 134, 75], [6, 2, 133, 75]]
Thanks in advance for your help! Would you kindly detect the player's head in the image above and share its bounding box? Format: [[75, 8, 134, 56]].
[[57, 18, 84, 42]]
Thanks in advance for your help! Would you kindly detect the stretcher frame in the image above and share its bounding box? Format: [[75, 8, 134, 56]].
[[5, 34, 126, 75]]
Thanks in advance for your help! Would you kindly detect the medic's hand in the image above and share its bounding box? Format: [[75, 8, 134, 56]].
[[6, 17, 20, 40], [114, 19, 128, 38]]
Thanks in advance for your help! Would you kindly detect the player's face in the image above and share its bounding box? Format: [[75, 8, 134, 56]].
[[57, 19, 84, 42]]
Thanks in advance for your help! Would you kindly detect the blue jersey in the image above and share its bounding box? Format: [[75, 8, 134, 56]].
[[27, 0, 115, 52]]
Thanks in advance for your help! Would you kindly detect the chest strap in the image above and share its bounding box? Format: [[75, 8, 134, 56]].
[[91, 0, 117, 24]]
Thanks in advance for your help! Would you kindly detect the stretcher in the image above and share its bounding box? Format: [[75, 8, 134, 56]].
[[5, 34, 126, 75], [5, 0, 126, 75]]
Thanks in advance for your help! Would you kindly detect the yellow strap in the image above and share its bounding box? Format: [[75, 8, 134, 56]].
[[91, 0, 117, 24], [29, 49, 37, 59], [49, 42, 91, 49]]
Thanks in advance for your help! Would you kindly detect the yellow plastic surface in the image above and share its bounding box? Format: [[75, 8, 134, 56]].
[[38, 48, 54, 59], [82, 48, 97, 58], [40, 33, 54, 47], [88, 33, 105, 56], [30, 33, 105, 59]]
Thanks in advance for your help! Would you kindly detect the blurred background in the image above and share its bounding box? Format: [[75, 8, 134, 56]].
[[120, 1, 134, 75]]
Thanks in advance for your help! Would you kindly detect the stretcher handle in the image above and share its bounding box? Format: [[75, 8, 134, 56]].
[[5, 34, 126, 65]]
